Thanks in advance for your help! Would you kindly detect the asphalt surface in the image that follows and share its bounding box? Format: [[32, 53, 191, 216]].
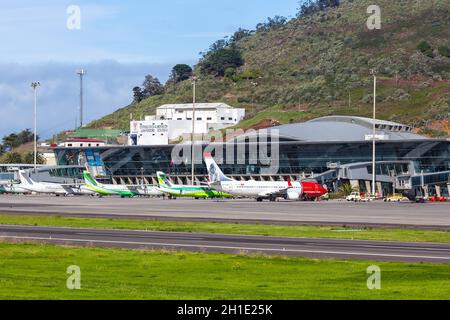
[[0, 195, 449, 229], [0, 224, 449, 263]]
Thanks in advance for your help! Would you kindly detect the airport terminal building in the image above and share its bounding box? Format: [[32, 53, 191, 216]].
[[51, 116, 450, 197]]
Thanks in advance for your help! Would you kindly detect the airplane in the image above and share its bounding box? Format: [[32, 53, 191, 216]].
[[17, 170, 95, 196], [83, 170, 161, 197], [156, 171, 231, 199], [204, 152, 328, 201]]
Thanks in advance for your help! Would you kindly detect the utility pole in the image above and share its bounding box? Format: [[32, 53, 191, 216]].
[[31, 81, 40, 172], [191, 76, 199, 185], [370, 69, 377, 196], [250, 81, 258, 114], [77, 69, 86, 128]]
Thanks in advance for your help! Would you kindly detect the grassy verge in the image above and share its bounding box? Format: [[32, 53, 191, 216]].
[[0, 214, 449, 243], [0, 242, 449, 299]]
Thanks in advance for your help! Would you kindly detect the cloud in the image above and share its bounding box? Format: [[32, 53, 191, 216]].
[[0, 60, 187, 139]]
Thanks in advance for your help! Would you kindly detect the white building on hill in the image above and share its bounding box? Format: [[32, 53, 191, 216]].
[[156, 103, 245, 131], [129, 103, 246, 146]]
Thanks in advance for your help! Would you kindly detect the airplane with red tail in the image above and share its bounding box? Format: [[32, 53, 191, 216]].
[[204, 152, 327, 201]]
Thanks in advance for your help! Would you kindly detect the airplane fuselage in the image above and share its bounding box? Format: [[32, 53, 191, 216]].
[[158, 184, 230, 198], [212, 180, 303, 199]]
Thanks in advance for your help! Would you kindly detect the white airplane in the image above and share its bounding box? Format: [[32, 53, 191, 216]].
[[204, 152, 303, 201], [17, 170, 95, 196]]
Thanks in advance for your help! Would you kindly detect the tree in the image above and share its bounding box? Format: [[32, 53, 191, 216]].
[[142, 75, 164, 97], [2, 129, 36, 149], [23, 151, 45, 165], [169, 64, 193, 83], [297, 0, 340, 17], [230, 28, 253, 44], [3, 152, 22, 164], [132, 86, 144, 103], [256, 15, 287, 32], [338, 183, 357, 197], [200, 48, 244, 77]]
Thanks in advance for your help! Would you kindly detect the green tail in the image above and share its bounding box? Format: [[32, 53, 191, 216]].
[[156, 171, 172, 188], [83, 170, 98, 187]]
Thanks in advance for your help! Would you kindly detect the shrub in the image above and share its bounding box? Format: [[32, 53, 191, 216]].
[[417, 41, 434, 58], [438, 46, 450, 58]]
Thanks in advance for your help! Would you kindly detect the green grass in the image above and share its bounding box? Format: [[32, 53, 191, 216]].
[[1, 214, 449, 243], [0, 242, 449, 299]]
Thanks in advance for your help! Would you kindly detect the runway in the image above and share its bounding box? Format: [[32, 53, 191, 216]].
[[1, 195, 449, 229], [0, 224, 449, 263]]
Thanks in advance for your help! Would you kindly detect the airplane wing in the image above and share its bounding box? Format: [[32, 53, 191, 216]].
[[258, 179, 298, 198], [259, 188, 291, 198]]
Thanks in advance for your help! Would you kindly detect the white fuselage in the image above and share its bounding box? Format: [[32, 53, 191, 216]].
[[23, 182, 96, 195], [211, 180, 302, 198], [135, 185, 164, 196], [22, 182, 71, 195]]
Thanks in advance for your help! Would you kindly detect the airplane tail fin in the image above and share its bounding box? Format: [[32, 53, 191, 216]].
[[18, 170, 34, 185], [203, 152, 233, 183], [156, 171, 173, 187], [287, 178, 292, 188], [83, 170, 98, 187]]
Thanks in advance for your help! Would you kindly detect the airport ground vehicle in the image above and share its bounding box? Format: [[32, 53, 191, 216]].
[[384, 194, 408, 202], [428, 195, 448, 202], [346, 192, 362, 202]]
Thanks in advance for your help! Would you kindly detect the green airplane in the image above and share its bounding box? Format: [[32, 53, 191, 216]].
[[83, 170, 138, 197], [156, 171, 231, 199]]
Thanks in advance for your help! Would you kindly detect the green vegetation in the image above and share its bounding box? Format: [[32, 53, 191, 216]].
[[0, 129, 46, 164], [168, 64, 193, 83], [85, 0, 450, 137], [417, 41, 434, 58], [0, 242, 449, 299], [0, 214, 449, 243], [338, 183, 357, 197]]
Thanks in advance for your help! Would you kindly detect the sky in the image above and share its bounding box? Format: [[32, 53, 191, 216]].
[[0, 0, 299, 139]]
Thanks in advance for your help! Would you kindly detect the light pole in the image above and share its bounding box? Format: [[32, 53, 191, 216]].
[[250, 81, 258, 114], [190, 76, 199, 185], [77, 69, 86, 128], [370, 69, 377, 196], [31, 81, 40, 172]]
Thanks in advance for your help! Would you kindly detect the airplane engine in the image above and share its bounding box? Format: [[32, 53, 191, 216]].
[[286, 189, 301, 200]]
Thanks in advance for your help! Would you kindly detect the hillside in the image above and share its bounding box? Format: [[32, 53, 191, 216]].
[[87, 0, 450, 138]]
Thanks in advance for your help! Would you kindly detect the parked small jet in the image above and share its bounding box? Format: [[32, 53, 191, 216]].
[[18, 170, 95, 196], [156, 171, 231, 199], [204, 152, 327, 201]]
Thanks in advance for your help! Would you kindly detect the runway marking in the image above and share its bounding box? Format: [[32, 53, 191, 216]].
[[0, 235, 449, 262]]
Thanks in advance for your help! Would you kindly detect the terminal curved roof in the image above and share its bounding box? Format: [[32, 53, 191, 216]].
[[243, 116, 426, 142]]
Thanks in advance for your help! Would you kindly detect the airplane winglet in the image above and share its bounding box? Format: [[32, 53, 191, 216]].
[[203, 152, 212, 158]]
